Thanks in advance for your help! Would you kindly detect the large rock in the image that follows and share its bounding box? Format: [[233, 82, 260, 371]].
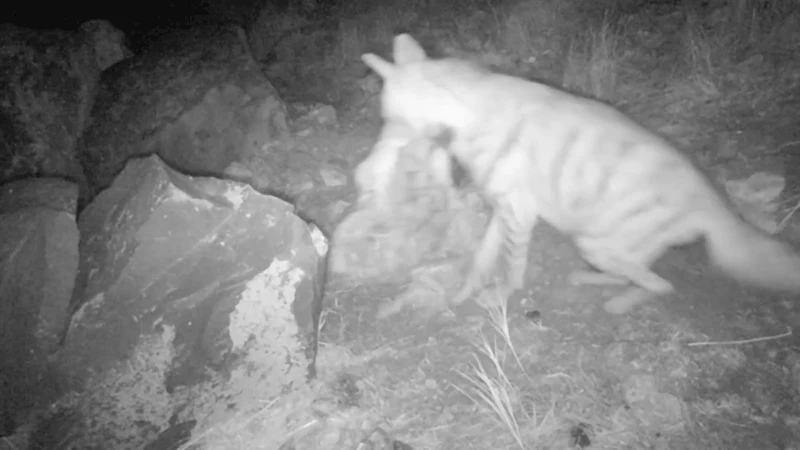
[[0, 178, 80, 437], [0, 20, 130, 191], [56, 155, 326, 449], [77, 24, 291, 206]]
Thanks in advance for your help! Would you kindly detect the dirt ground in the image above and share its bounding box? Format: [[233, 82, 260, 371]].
[[296, 111, 800, 450]]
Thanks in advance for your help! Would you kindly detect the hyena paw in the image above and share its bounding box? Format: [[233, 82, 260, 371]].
[[452, 272, 507, 306], [451, 282, 478, 305]]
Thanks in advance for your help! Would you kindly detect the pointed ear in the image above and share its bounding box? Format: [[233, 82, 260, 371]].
[[361, 53, 396, 79], [393, 34, 427, 65]]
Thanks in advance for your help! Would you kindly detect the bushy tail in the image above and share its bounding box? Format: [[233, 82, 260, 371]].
[[704, 209, 800, 293]]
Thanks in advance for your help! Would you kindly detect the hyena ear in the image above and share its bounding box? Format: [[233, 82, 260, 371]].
[[361, 53, 396, 79], [393, 34, 427, 65]]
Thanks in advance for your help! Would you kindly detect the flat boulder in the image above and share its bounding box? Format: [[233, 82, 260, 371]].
[[57, 155, 326, 449]]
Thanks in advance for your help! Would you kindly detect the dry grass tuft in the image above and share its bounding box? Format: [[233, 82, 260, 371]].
[[454, 290, 558, 449], [563, 14, 623, 101], [455, 330, 525, 450]]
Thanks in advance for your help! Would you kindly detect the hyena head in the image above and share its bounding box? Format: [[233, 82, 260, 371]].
[[361, 34, 475, 138]]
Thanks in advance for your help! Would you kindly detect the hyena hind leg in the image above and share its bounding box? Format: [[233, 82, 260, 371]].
[[577, 253, 675, 314], [605, 267, 673, 314]]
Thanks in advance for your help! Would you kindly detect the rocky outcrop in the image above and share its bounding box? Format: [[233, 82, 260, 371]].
[[0, 20, 130, 192], [77, 24, 291, 206], [0, 19, 338, 448], [0, 178, 80, 436], [53, 155, 327, 448]]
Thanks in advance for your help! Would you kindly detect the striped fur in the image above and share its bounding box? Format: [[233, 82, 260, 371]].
[[362, 34, 800, 314]]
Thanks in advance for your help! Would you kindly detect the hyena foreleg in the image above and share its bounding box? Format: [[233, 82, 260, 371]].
[[497, 195, 535, 292], [451, 199, 538, 305], [452, 211, 505, 305]]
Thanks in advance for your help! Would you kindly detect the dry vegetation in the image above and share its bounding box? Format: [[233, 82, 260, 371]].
[[182, 0, 800, 448]]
